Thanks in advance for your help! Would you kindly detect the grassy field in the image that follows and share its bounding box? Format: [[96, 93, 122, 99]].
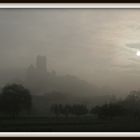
[[0, 116, 140, 132]]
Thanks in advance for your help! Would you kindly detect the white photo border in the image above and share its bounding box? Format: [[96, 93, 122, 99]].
[[1, 3, 140, 8], [0, 3, 139, 137]]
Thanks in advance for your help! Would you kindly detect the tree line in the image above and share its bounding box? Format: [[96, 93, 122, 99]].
[[1, 83, 140, 120], [50, 104, 88, 117], [50, 103, 125, 118], [50, 90, 140, 120]]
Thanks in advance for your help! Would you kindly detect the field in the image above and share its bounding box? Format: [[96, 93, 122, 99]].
[[0, 116, 140, 132]]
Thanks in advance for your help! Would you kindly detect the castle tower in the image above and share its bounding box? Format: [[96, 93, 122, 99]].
[[25, 55, 48, 95], [36, 55, 47, 73]]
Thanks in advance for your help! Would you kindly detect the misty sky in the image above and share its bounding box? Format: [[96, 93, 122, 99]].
[[1, 9, 140, 93]]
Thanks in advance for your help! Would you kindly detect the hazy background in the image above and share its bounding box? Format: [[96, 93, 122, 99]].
[[1, 9, 140, 95]]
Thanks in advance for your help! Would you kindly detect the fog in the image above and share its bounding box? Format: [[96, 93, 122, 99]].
[[1, 9, 140, 96]]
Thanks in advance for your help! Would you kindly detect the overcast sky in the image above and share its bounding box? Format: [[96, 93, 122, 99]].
[[1, 9, 140, 93]]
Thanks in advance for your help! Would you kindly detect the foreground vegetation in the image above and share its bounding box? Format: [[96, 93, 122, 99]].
[[0, 83, 140, 131]]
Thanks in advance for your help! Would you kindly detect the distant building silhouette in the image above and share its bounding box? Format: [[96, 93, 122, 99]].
[[25, 55, 48, 94], [24, 55, 95, 97], [36, 55, 47, 74]]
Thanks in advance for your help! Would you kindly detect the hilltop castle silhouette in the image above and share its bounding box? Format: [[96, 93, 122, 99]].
[[24, 55, 95, 96], [26, 55, 48, 81], [25, 55, 56, 94]]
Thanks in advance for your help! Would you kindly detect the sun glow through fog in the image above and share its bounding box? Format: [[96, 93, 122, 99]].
[[136, 50, 140, 56]]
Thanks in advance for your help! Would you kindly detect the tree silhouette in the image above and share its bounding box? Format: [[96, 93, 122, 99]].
[[91, 103, 125, 119], [50, 104, 62, 117], [51, 104, 88, 117], [0, 84, 32, 118], [72, 104, 88, 116], [61, 105, 72, 117], [122, 90, 140, 118]]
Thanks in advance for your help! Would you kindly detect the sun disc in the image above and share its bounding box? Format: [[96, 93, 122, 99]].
[[136, 50, 140, 56]]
